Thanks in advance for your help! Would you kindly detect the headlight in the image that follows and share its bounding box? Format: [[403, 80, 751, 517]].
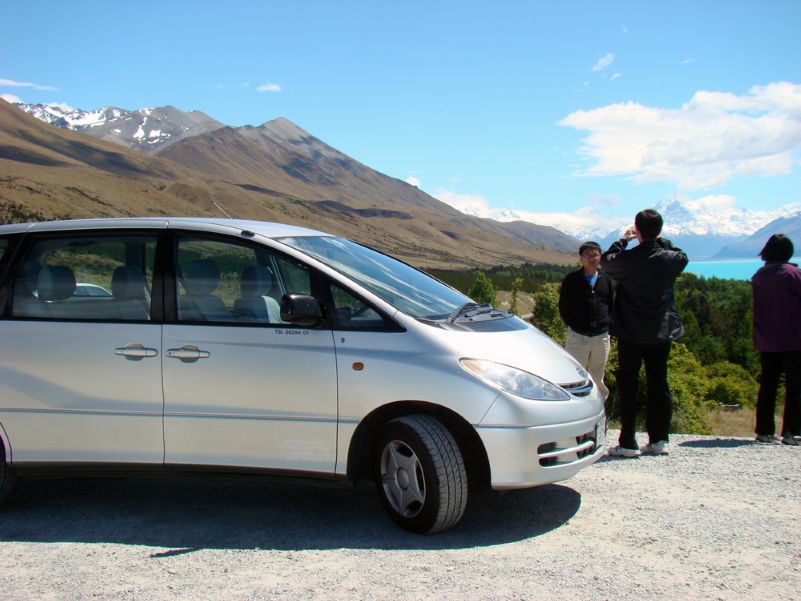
[[459, 358, 570, 401]]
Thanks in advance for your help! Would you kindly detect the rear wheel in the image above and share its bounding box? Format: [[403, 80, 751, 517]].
[[0, 441, 14, 505], [375, 414, 467, 533]]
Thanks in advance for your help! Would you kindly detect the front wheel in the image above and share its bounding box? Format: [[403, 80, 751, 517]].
[[375, 414, 468, 533]]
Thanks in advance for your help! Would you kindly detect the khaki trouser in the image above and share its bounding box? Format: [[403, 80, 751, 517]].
[[565, 328, 610, 400]]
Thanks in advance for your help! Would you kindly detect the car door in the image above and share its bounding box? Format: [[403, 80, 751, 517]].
[[0, 230, 164, 463], [161, 233, 338, 473]]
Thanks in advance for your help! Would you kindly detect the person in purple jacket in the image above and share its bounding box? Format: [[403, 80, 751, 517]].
[[751, 234, 801, 446]]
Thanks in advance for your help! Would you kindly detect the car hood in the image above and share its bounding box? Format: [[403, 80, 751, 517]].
[[424, 318, 588, 387]]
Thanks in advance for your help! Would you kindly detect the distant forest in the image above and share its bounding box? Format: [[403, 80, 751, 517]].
[[429, 262, 572, 292], [434, 264, 760, 435]]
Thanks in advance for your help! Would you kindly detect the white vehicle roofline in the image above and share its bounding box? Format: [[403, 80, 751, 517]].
[[0, 217, 330, 239]]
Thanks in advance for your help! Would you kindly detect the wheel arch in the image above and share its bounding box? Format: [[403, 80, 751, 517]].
[[346, 400, 491, 490], [0, 422, 10, 463], [0, 420, 14, 504]]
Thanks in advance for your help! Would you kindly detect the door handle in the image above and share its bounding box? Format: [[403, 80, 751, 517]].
[[114, 344, 158, 359], [166, 345, 211, 361]]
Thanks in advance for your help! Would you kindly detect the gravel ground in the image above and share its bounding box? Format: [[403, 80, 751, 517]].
[[1, 430, 799, 600]]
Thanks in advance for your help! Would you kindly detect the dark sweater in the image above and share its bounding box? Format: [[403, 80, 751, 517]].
[[558, 268, 613, 336], [601, 237, 688, 344]]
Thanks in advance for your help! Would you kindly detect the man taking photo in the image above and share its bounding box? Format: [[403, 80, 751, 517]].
[[602, 209, 688, 457]]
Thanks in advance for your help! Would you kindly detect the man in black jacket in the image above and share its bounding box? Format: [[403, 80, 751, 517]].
[[559, 241, 613, 400], [602, 209, 688, 458]]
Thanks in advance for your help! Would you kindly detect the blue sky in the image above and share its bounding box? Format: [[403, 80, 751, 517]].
[[3, 1, 801, 235]]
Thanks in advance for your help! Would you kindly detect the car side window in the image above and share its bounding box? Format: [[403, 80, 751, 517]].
[[11, 234, 156, 321], [272, 255, 312, 296], [176, 236, 312, 325], [329, 283, 396, 331]]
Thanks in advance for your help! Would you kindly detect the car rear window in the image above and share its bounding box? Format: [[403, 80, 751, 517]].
[[11, 234, 157, 321]]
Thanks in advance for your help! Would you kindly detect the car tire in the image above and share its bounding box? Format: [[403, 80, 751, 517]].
[[375, 414, 467, 533], [0, 441, 14, 505]]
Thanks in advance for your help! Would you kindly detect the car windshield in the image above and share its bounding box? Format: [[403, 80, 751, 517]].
[[278, 236, 471, 319]]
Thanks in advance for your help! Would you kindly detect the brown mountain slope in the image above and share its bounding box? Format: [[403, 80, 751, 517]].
[[162, 117, 581, 254], [0, 100, 575, 268], [161, 119, 458, 212]]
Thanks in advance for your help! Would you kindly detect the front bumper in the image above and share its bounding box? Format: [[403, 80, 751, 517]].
[[476, 409, 606, 489]]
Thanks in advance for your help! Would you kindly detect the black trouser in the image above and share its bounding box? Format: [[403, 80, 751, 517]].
[[756, 351, 801, 437], [616, 339, 672, 449]]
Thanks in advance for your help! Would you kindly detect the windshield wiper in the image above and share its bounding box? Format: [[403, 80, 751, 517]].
[[448, 302, 494, 322]]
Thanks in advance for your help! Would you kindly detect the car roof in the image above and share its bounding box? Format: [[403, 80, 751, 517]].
[[0, 217, 330, 239]]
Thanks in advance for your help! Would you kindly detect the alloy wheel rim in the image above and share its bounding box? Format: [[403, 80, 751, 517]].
[[380, 439, 426, 518]]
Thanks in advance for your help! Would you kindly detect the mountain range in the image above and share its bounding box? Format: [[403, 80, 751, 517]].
[[596, 194, 801, 258], [489, 192, 801, 258], [7, 100, 801, 261], [717, 212, 801, 258], [0, 100, 580, 269]]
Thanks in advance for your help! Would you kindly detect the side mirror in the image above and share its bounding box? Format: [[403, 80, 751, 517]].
[[280, 293, 322, 327]]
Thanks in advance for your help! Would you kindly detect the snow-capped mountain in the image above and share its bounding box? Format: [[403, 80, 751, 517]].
[[653, 193, 797, 238], [647, 193, 799, 257], [14, 102, 223, 154], [716, 211, 801, 258], [568, 193, 800, 258]]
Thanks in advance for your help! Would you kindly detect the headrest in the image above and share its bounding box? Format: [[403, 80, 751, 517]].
[[240, 265, 273, 298], [38, 265, 76, 301], [184, 259, 220, 296], [112, 266, 146, 299]]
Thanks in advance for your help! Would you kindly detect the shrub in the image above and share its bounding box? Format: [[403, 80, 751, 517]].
[[467, 271, 497, 305], [530, 283, 565, 345]]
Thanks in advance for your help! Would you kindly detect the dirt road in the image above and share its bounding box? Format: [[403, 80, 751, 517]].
[[1, 432, 799, 600]]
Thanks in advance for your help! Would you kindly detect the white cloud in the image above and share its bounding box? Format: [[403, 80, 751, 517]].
[[0, 78, 57, 91], [682, 58, 695, 64], [687, 194, 737, 210], [559, 81, 801, 189], [406, 176, 421, 187], [256, 82, 283, 93], [434, 188, 627, 238], [622, 25, 629, 34], [511, 207, 628, 238], [610, 72, 622, 81], [1, 93, 22, 103], [592, 53, 615, 72], [435, 189, 495, 217], [586, 193, 619, 207]]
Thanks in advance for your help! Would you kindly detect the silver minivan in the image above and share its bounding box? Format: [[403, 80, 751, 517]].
[[0, 218, 605, 533]]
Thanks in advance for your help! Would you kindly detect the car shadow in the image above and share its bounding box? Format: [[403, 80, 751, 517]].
[[0, 476, 581, 551], [678, 437, 756, 448]]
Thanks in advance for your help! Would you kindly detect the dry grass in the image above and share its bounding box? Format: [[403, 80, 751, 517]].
[[703, 406, 790, 437], [608, 407, 785, 437], [704, 407, 757, 436], [495, 290, 536, 318]]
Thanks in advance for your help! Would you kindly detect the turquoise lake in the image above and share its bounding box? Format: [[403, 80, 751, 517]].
[[685, 257, 801, 281]]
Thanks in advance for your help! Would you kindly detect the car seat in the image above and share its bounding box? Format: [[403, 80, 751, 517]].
[[111, 266, 150, 320], [233, 265, 281, 323], [179, 259, 232, 322]]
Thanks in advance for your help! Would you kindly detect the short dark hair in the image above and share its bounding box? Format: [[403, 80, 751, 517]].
[[634, 209, 663, 240], [759, 234, 794, 263], [579, 241, 601, 255]]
